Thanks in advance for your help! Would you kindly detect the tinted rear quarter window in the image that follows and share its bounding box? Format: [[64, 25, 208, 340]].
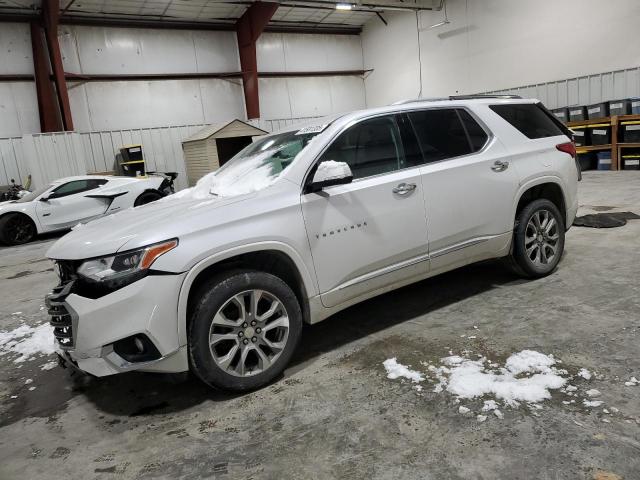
[[458, 109, 489, 152], [490, 103, 566, 139]]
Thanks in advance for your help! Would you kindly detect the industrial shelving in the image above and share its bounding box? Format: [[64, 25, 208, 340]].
[[567, 114, 640, 170]]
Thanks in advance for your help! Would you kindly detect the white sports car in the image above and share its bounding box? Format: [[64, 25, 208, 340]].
[[0, 173, 177, 245]]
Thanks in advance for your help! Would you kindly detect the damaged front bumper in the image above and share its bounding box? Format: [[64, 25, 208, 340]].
[[46, 273, 189, 377]]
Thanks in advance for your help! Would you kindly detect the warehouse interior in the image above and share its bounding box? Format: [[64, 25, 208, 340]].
[[1, 1, 639, 479]]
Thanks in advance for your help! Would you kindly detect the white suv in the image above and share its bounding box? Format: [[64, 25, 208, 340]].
[[46, 97, 579, 391]]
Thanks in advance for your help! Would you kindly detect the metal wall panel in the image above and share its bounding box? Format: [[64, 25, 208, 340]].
[[2, 118, 311, 190], [59, 26, 239, 74], [259, 76, 365, 120], [257, 33, 363, 72], [483, 67, 640, 107], [0, 23, 33, 75], [0, 82, 41, 138]]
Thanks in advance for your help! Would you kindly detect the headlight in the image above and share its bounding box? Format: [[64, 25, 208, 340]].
[[77, 239, 178, 289]]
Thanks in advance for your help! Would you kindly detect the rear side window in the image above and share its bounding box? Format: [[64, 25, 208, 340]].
[[490, 103, 566, 139], [458, 109, 489, 152], [407, 109, 471, 162]]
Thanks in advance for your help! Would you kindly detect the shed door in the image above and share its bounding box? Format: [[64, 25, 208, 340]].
[[216, 136, 254, 166]]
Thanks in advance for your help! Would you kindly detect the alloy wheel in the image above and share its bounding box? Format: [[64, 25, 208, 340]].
[[208, 289, 290, 377], [524, 209, 559, 266], [6, 215, 34, 244]]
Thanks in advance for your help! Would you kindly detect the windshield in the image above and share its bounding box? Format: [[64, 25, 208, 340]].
[[173, 129, 322, 200], [15, 184, 52, 203]]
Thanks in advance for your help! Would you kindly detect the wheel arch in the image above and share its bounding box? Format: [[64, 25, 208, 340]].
[[0, 209, 41, 233], [177, 242, 316, 345], [513, 177, 568, 228]]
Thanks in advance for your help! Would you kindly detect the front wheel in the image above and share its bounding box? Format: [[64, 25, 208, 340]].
[[188, 270, 302, 392], [0, 213, 37, 245], [510, 199, 565, 278]]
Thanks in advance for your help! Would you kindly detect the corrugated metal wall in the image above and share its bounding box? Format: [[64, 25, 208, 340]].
[[0, 117, 318, 190], [482, 67, 640, 108]]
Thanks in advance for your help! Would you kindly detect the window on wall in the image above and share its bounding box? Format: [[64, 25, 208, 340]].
[[407, 109, 472, 163], [318, 115, 405, 179]]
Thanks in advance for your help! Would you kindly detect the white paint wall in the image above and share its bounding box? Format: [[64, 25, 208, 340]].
[[0, 24, 366, 136], [58, 26, 246, 131], [257, 32, 366, 119], [0, 23, 40, 138], [362, 0, 640, 106]]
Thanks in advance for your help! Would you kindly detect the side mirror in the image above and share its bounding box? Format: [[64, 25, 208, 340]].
[[39, 194, 50, 202], [308, 161, 353, 193]]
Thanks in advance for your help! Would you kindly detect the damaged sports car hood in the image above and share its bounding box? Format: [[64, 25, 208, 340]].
[[46, 192, 255, 260]]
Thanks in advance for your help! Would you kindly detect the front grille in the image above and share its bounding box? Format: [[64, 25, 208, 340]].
[[45, 281, 76, 349], [56, 260, 79, 283]]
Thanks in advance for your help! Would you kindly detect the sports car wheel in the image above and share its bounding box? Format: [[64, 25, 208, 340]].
[[134, 190, 163, 206], [188, 270, 302, 392], [0, 213, 36, 245]]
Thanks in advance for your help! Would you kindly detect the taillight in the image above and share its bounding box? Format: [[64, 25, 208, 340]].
[[556, 142, 576, 158]]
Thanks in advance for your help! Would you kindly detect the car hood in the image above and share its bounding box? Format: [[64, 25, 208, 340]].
[[46, 193, 255, 260]]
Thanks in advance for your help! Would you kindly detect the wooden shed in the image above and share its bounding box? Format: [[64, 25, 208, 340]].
[[181, 119, 268, 186]]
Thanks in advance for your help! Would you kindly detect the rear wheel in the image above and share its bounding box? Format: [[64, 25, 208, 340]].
[[134, 190, 163, 206], [188, 270, 302, 391], [511, 199, 565, 278], [0, 213, 36, 245]]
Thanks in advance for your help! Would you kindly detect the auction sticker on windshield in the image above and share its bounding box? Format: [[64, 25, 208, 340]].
[[296, 124, 328, 135]]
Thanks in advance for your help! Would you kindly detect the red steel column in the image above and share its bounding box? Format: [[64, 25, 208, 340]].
[[42, 0, 74, 130], [236, 2, 278, 119], [30, 21, 62, 132]]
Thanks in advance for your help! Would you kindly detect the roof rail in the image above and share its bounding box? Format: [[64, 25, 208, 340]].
[[448, 94, 522, 100], [391, 94, 522, 106]]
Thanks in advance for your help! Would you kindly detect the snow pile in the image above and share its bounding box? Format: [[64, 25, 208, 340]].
[[383, 358, 424, 383], [431, 350, 567, 406], [315, 160, 350, 180], [170, 146, 285, 201], [624, 377, 639, 386], [0, 323, 55, 363]]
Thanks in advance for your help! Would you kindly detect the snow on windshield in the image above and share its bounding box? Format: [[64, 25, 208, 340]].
[[170, 130, 320, 200]]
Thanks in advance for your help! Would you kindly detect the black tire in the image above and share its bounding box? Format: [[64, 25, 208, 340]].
[[511, 198, 565, 278], [188, 270, 302, 392], [0, 213, 37, 245], [134, 190, 163, 207]]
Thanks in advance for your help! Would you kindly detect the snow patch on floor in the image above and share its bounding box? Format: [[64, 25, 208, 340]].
[[382, 358, 424, 383], [0, 323, 55, 363], [382, 348, 612, 422]]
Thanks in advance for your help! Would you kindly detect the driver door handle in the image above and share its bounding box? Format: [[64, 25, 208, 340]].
[[491, 160, 509, 172], [392, 182, 417, 195]]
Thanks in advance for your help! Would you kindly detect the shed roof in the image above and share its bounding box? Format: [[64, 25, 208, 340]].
[[183, 119, 268, 143]]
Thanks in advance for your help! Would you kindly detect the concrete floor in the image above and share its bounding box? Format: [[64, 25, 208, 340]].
[[1, 171, 639, 480]]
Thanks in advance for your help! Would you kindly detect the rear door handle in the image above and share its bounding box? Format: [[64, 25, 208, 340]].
[[491, 160, 509, 172], [392, 182, 417, 195]]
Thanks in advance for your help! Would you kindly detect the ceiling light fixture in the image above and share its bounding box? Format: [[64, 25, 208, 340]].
[[335, 3, 353, 10]]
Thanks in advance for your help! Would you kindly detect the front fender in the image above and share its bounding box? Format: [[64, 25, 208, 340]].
[[175, 241, 317, 346]]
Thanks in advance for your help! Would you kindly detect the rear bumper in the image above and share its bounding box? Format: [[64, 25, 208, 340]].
[[47, 274, 189, 377], [566, 196, 578, 230]]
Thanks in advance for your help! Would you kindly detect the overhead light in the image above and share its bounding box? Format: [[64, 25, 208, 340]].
[[335, 3, 353, 10]]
